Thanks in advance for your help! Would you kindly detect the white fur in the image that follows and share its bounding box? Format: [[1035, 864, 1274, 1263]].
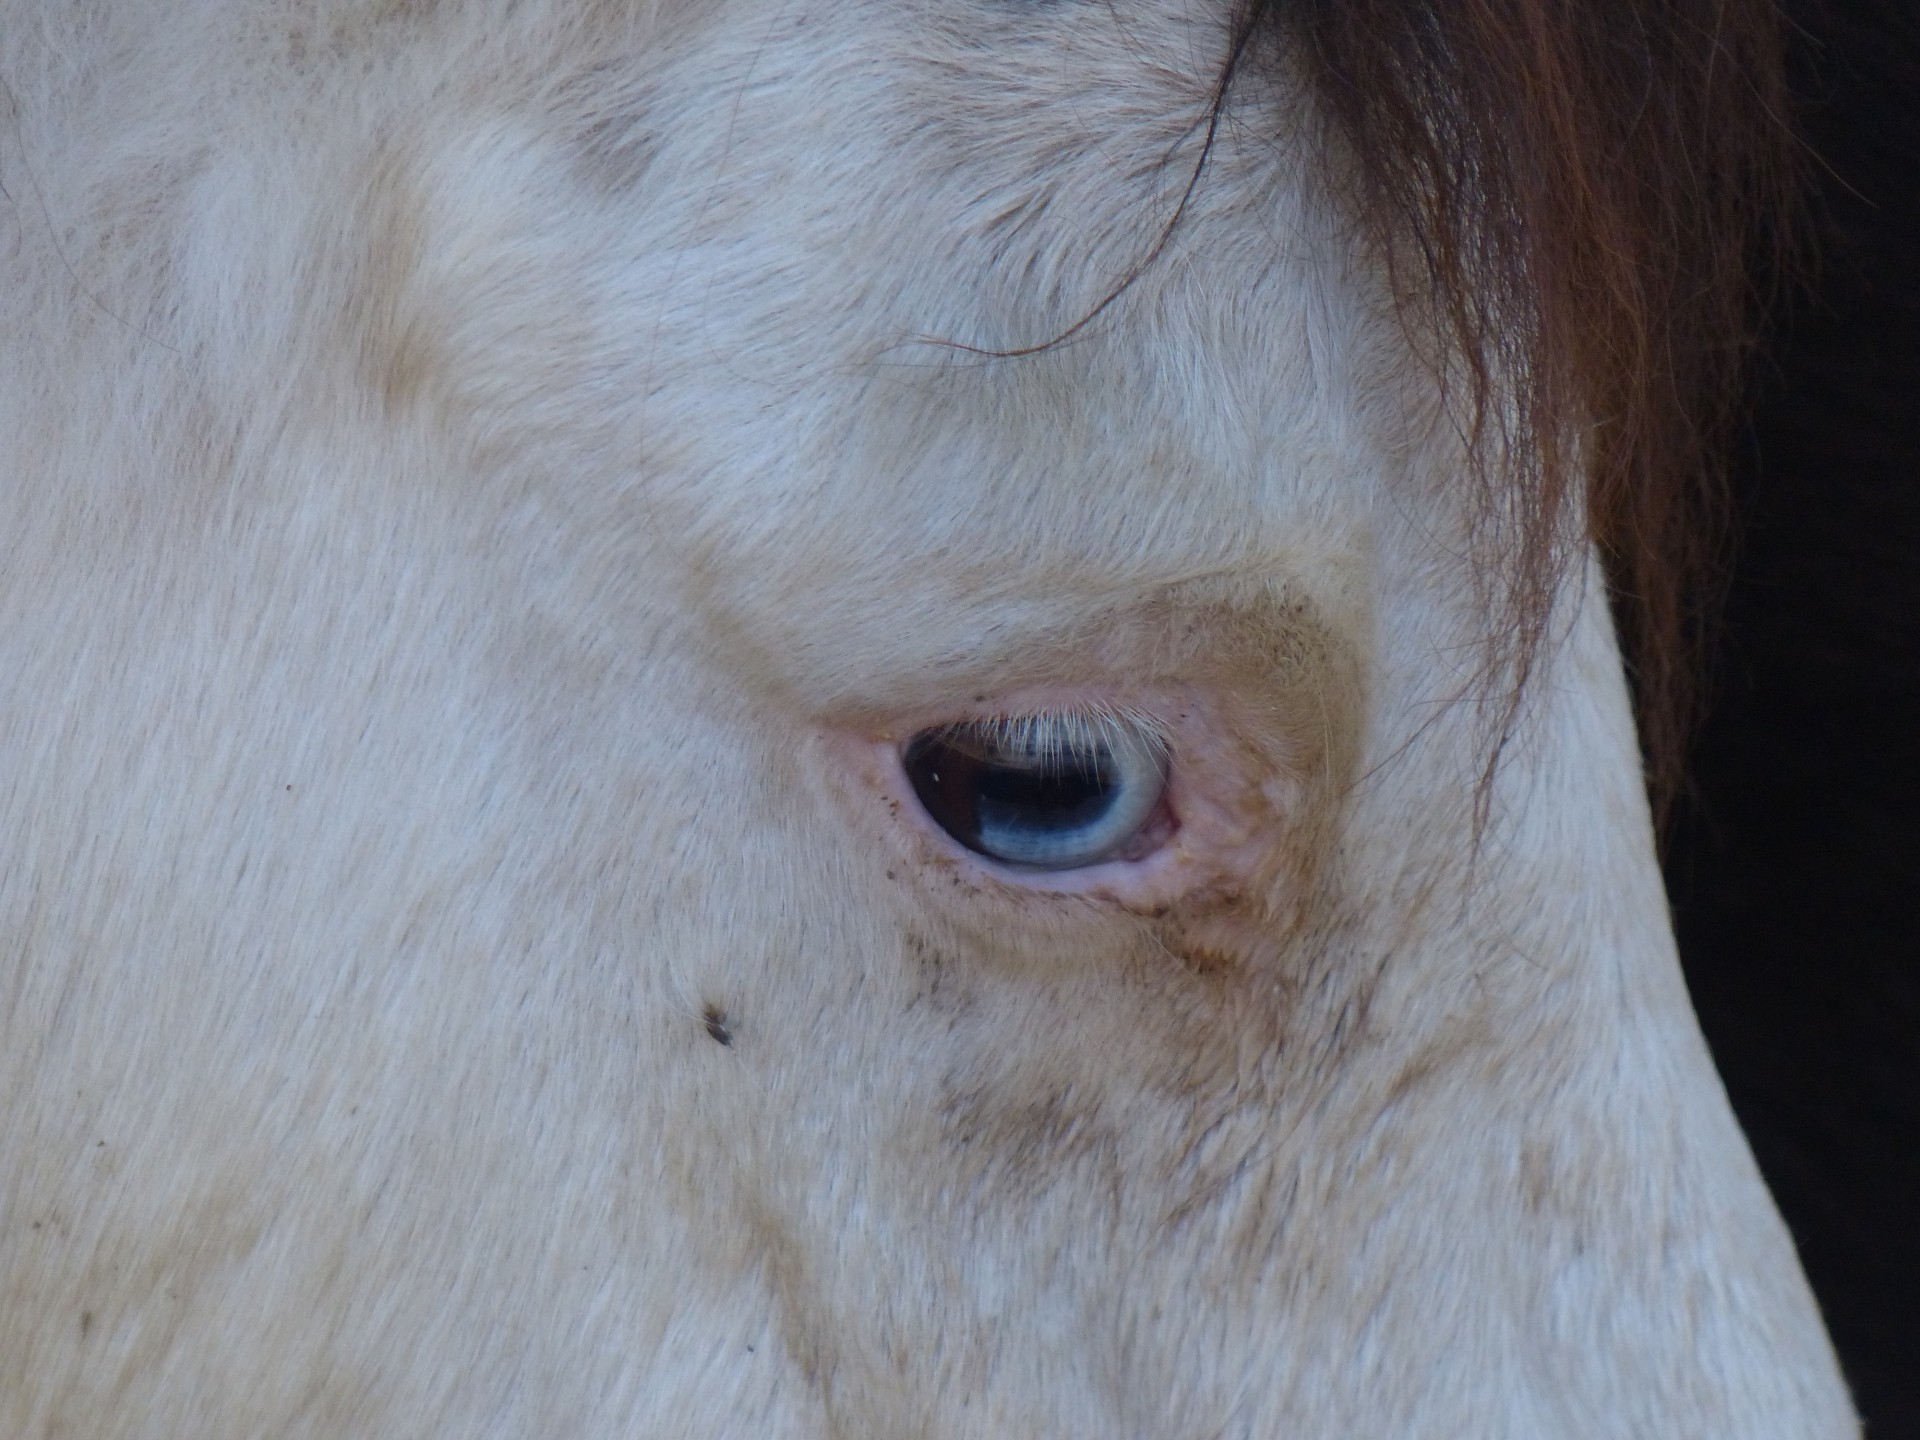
[[0, 1, 1857, 1434]]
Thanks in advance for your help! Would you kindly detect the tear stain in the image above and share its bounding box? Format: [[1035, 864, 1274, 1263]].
[[902, 930, 980, 1018], [1167, 941, 1238, 977], [938, 1078, 1122, 1196], [349, 144, 440, 418]]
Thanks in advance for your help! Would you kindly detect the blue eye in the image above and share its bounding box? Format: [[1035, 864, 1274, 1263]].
[[902, 713, 1169, 870]]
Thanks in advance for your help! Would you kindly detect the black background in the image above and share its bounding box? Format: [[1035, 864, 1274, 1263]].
[[1666, 1, 1920, 1430]]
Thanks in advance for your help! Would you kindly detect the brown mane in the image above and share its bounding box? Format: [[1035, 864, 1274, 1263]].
[[1236, 0, 1800, 819]]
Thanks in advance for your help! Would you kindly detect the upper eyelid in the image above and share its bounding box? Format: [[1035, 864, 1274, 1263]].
[[918, 710, 1171, 761]]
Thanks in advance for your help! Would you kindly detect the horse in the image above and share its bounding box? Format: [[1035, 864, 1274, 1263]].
[[0, 0, 1862, 1433]]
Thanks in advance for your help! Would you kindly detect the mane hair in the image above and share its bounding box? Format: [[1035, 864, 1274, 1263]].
[[1233, 0, 1801, 818]]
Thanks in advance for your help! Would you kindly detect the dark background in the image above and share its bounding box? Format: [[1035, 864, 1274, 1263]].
[[1665, 1, 1920, 1432]]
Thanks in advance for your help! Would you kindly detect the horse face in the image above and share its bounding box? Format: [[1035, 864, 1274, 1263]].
[[0, 1, 1856, 1435]]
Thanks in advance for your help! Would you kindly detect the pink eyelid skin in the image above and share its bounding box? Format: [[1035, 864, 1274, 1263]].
[[834, 687, 1281, 914]]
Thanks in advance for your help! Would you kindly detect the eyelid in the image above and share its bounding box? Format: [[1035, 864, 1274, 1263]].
[[840, 685, 1277, 914], [919, 708, 1171, 766]]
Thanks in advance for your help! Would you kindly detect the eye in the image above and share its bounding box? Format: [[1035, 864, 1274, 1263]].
[[901, 712, 1170, 871]]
